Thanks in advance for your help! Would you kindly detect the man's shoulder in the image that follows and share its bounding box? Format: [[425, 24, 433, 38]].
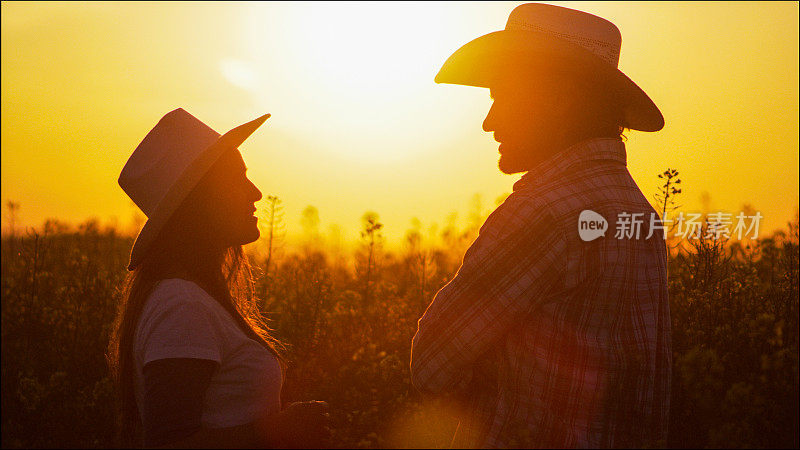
[[479, 190, 554, 241], [502, 177, 592, 233], [525, 165, 654, 217], [503, 167, 661, 247]]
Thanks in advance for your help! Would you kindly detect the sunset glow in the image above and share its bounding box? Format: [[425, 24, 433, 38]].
[[2, 3, 799, 449], [2, 1, 798, 244]]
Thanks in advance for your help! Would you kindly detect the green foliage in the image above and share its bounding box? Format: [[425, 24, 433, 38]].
[[1, 205, 798, 448], [667, 213, 799, 448], [2, 224, 128, 448]]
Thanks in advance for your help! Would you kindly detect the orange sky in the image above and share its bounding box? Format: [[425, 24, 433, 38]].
[[2, 1, 798, 245]]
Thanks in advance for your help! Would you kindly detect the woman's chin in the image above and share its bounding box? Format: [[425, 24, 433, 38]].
[[232, 225, 261, 246], [244, 228, 261, 245]]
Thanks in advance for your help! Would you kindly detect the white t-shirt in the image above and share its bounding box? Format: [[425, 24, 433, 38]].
[[133, 278, 282, 429]]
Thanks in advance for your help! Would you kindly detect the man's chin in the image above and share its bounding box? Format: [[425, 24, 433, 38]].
[[498, 154, 528, 175]]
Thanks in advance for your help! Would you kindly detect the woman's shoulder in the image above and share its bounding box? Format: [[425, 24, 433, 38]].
[[151, 278, 214, 300], [135, 278, 229, 367], [136, 279, 230, 343], [142, 278, 222, 319]]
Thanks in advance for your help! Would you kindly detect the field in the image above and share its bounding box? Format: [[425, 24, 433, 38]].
[[1, 181, 798, 448]]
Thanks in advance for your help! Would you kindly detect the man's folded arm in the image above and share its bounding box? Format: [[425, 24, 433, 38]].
[[410, 196, 565, 395]]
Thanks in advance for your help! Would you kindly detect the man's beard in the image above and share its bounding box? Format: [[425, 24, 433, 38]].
[[498, 152, 529, 174], [497, 129, 566, 174], [497, 143, 546, 175]]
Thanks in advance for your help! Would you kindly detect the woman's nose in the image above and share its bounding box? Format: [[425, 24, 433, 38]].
[[248, 179, 262, 202]]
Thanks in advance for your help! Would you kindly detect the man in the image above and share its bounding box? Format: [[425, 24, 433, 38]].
[[410, 3, 671, 448]]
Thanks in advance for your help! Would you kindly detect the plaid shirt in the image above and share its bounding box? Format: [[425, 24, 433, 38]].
[[411, 138, 671, 448]]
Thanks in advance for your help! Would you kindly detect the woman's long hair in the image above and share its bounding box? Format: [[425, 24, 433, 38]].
[[106, 168, 283, 447]]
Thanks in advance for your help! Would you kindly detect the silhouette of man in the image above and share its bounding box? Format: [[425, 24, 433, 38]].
[[411, 4, 671, 448]]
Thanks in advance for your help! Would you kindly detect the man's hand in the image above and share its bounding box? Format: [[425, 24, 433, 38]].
[[257, 401, 331, 448]]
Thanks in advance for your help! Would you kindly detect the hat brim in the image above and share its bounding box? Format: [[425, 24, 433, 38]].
[[435, 30, 664, 132], [127, 113, 270, 271]]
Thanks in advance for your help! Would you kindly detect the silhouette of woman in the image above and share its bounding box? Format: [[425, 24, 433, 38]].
[[108, 109, 330, 448]]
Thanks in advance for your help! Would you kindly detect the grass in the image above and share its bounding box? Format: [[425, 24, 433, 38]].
[[1, 173, 798, 448]]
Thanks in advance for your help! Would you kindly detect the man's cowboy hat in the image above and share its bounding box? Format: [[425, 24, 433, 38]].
[[118, 108, 269, 271], [435, 3, 664, 132]]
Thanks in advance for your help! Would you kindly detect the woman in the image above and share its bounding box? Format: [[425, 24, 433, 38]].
[[107, 109, 329, 448]]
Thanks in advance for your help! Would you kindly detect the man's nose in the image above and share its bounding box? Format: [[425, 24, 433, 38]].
[[483, 102, 497, 132]]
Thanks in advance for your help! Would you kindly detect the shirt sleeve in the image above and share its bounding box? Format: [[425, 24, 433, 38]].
[[139, 290, 224, 366], [142, 358, 219, 447], [410, 194, 566, 395]]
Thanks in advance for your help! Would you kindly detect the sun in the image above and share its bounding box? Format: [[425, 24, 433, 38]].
[[289, 3, 452, 97], [224, 2, 463, 163]]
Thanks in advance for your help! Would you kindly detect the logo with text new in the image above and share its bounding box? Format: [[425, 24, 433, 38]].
[[578, 210, 608, 241]]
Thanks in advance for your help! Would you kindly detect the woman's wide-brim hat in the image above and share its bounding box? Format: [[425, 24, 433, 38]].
[[435, 3, 664, 132], [118, 109, 269, 271]]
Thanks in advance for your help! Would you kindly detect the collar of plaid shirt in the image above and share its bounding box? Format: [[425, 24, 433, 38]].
[[513, 137, 627, 192]]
